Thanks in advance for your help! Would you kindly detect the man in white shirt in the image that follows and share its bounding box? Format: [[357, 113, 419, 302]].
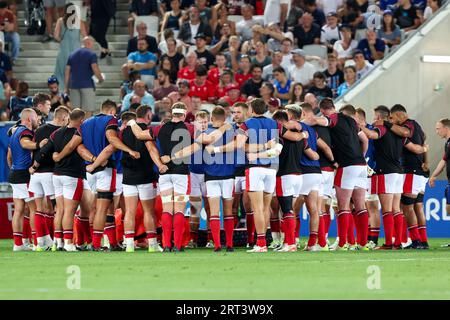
[[289, 49, 316, 86], [236, 4, 264, 42], [264, 0, 291, 27], [280, 38, 294, 71], [320, 12, 340, 51]]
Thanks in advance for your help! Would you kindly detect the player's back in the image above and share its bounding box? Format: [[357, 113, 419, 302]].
[[52, 127, 85, 178]]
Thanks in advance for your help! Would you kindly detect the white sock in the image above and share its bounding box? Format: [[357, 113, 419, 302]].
[[148, 238, 157, 246], [272, 232, 280, 241], [64, 239, 72, 246], [37, 236, 45, 247], [125, 237, 134, 248], [56, 238, 63, 247], [45, 235, 53, 244], [23, 239, 30, 246]]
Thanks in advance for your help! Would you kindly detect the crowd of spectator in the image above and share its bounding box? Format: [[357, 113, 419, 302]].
[[0, 0, 446, 122]]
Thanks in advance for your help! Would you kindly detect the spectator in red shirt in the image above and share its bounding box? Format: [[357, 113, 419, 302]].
[[207, 53, 228, 86], [234, 55, 252, 88], [177, 51, 198, 81], [188, 65, 216, 103], [223, 83, 246, 106], [215, 69, 235, 98]]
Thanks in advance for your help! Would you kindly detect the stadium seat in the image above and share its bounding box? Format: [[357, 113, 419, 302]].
[[227, 15, 244, 24], [302, 44, 328, 60], [134, 16, 160, 38]]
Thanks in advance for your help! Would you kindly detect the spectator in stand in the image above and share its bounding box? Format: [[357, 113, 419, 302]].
[[65, 36, 104, 116], [422, 0, 442, 22], [236, 4, 263, 42], [178, 51, 198, 81], [336, 65, 356, 96], [323, 52, 344, 96], [196, 0, 213, 24], [153, 69, 178, 101], [280, 38, 294, 71], [233, 55, 252, 87], [273, 66, 292, 105], [303, 92, 320, 113], [220, 0, 248, 16], [160, 37, 185, 72], [120, 70, 141, 100], [188, 65, 216, 103], [293, 12, 321, 48], [339, 0, 364, 29], [194, 33, 215, 68], [211, 2, 236, 40], [186, 95, 203, 121], [378, 10, 401, 48], [0, 39, 12, 85], [251, 41, 272, 68], [288, 82, 304, 104], [123, 38, 158, 89], [259, 81, 277, 106], [54, 2, 87, 91], [90, 0, 116, 60], [353, 49, 374, 79], [263, 50, 290, 82], [264, 97, 281, 118], [168, 79, 192, 113], [379, 0, 398, 10], [127, 22, 159, 56], [224, 35, 242, 68], [161, 0, 184, 34], [0, 1, 19, 64], [42, 0, 65, 42], [307, 71, 333, 100], [264, 0, 290, 27], [317, 0, 344, 16], [223, 83, 246, 106], [178, 5, 213, 45], [128, 0, 159, 38], [287, 0, 304, 30], [333, 24, 357, 66], [241, 64, 264, 98], [241, 25, 264, 56], [121, 80, 155, 112], [47, 75, 71, 113], [207, 53, 228, 86], [8, 81, 33, 121], [305, 0, 327, 26], [320, 11, 340, 52], [159, 55, 178, 84], [215, 69, 235, 98], [357, 29, 385, 64], [394, 0, 421, 33], [264, 22, 294, 52], [289, 48, 316, 87]]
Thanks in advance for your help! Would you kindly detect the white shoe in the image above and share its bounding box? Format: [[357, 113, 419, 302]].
[[126, 245, 135, 253], [365, 241, 377, 250], [402, 238, 412, 248], [205, 240, 214, 248], [148, 243, 163, 253], [103, 234, 111, 249], [330, 243, 349, 251], [246, 245, 268, 253], [296, 238, 302, 249], [277, 244, 297, 252], [268, 240, 281, 249], [63, 244, 77, 252], [321, 244, 330, 251], [349, 244, 360, 251], [273, 243, 286, 252], [306, 244, 322, 252], [13, 244, 32, 252], [44, 236, 54, 248]]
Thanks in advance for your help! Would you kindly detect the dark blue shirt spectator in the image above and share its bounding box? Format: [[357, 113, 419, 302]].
[[67, 48, 97, 89], [357, 38, 386, 64], [0, 51, 12, 84]]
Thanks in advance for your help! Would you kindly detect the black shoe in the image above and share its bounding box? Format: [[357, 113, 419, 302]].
[[226, 247, 234, 252], [76, 245, 89, 251], [163, 247, 172, 253], [110, 245, 124, 251], [100, 51, 108, 59], [418, 242, 429, 249], [57, 247, 65, 251], [403, 240, 421, 249], [214, 247, 222, 252], [90, 246, 110, 252]]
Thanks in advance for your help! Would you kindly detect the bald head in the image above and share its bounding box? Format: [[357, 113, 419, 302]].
[[304, 93, 317, 107], [21, 108, 39, 130]]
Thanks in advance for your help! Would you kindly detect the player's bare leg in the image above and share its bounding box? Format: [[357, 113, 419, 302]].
[[124, 195, 138, 252], [305, 191, 320, 251], [293, 196, 305, 247], [414, 193, 429, 248], [401, 193, 421, 249], [377, 193, 394, 249], [92, 190, 113, 251], [269, 197, 282, 248], [142, 198, 160, 252], [242, 191, 255, 247], [189, 195, 202, 247], [53, 196, 64, 251]]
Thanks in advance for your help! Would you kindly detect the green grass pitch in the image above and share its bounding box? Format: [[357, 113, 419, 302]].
[[1, 239, 450, 300]]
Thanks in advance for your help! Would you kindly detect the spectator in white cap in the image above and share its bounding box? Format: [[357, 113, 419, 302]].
[[289, 49, 316, 87], [320, 11, 340, 52]]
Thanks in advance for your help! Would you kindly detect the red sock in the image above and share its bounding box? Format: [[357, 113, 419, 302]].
[[45, 212, 55, 237], [408, 224, 420, 241], [161, 212, 173, 248], [337, 210, 350, 247], [382, 212, 394, 246], [92, 230, 103, 249], [32, 232, 38, 246], [347, 214, 355, 245], [23, 216, 31, 241], [393, 212, 404, 246], [323, 213, 331, 235], [75, 217, 85, 246], [63, 229, 73, 241], [104, 225, 117, 247], [80, 218, 91, 244], [295, 217, 300, 239], [13, 232, 23, 246], [307, 231, 318, 247], [270, 218, 280, 233], [402, 216, 408, 243], [34, 211, 48, 238], [256, 233, 266, 247], [246, 212, 255, 244], [173, 212, 185, 249], [54, 230, 63, 242], [418, 225, 428, 243], [318, 215, 326, 247], [283, 213, 295, 245], [125, 231, 135, 239], [183, 216, 190, 246], [146, 230, 157, 240], [224, 216, 234, 248], [356, 210, 368, 246], [210, 217, 221, 249]]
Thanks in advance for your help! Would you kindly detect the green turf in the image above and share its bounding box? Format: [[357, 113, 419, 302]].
[[1, 239, 450, 300]]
